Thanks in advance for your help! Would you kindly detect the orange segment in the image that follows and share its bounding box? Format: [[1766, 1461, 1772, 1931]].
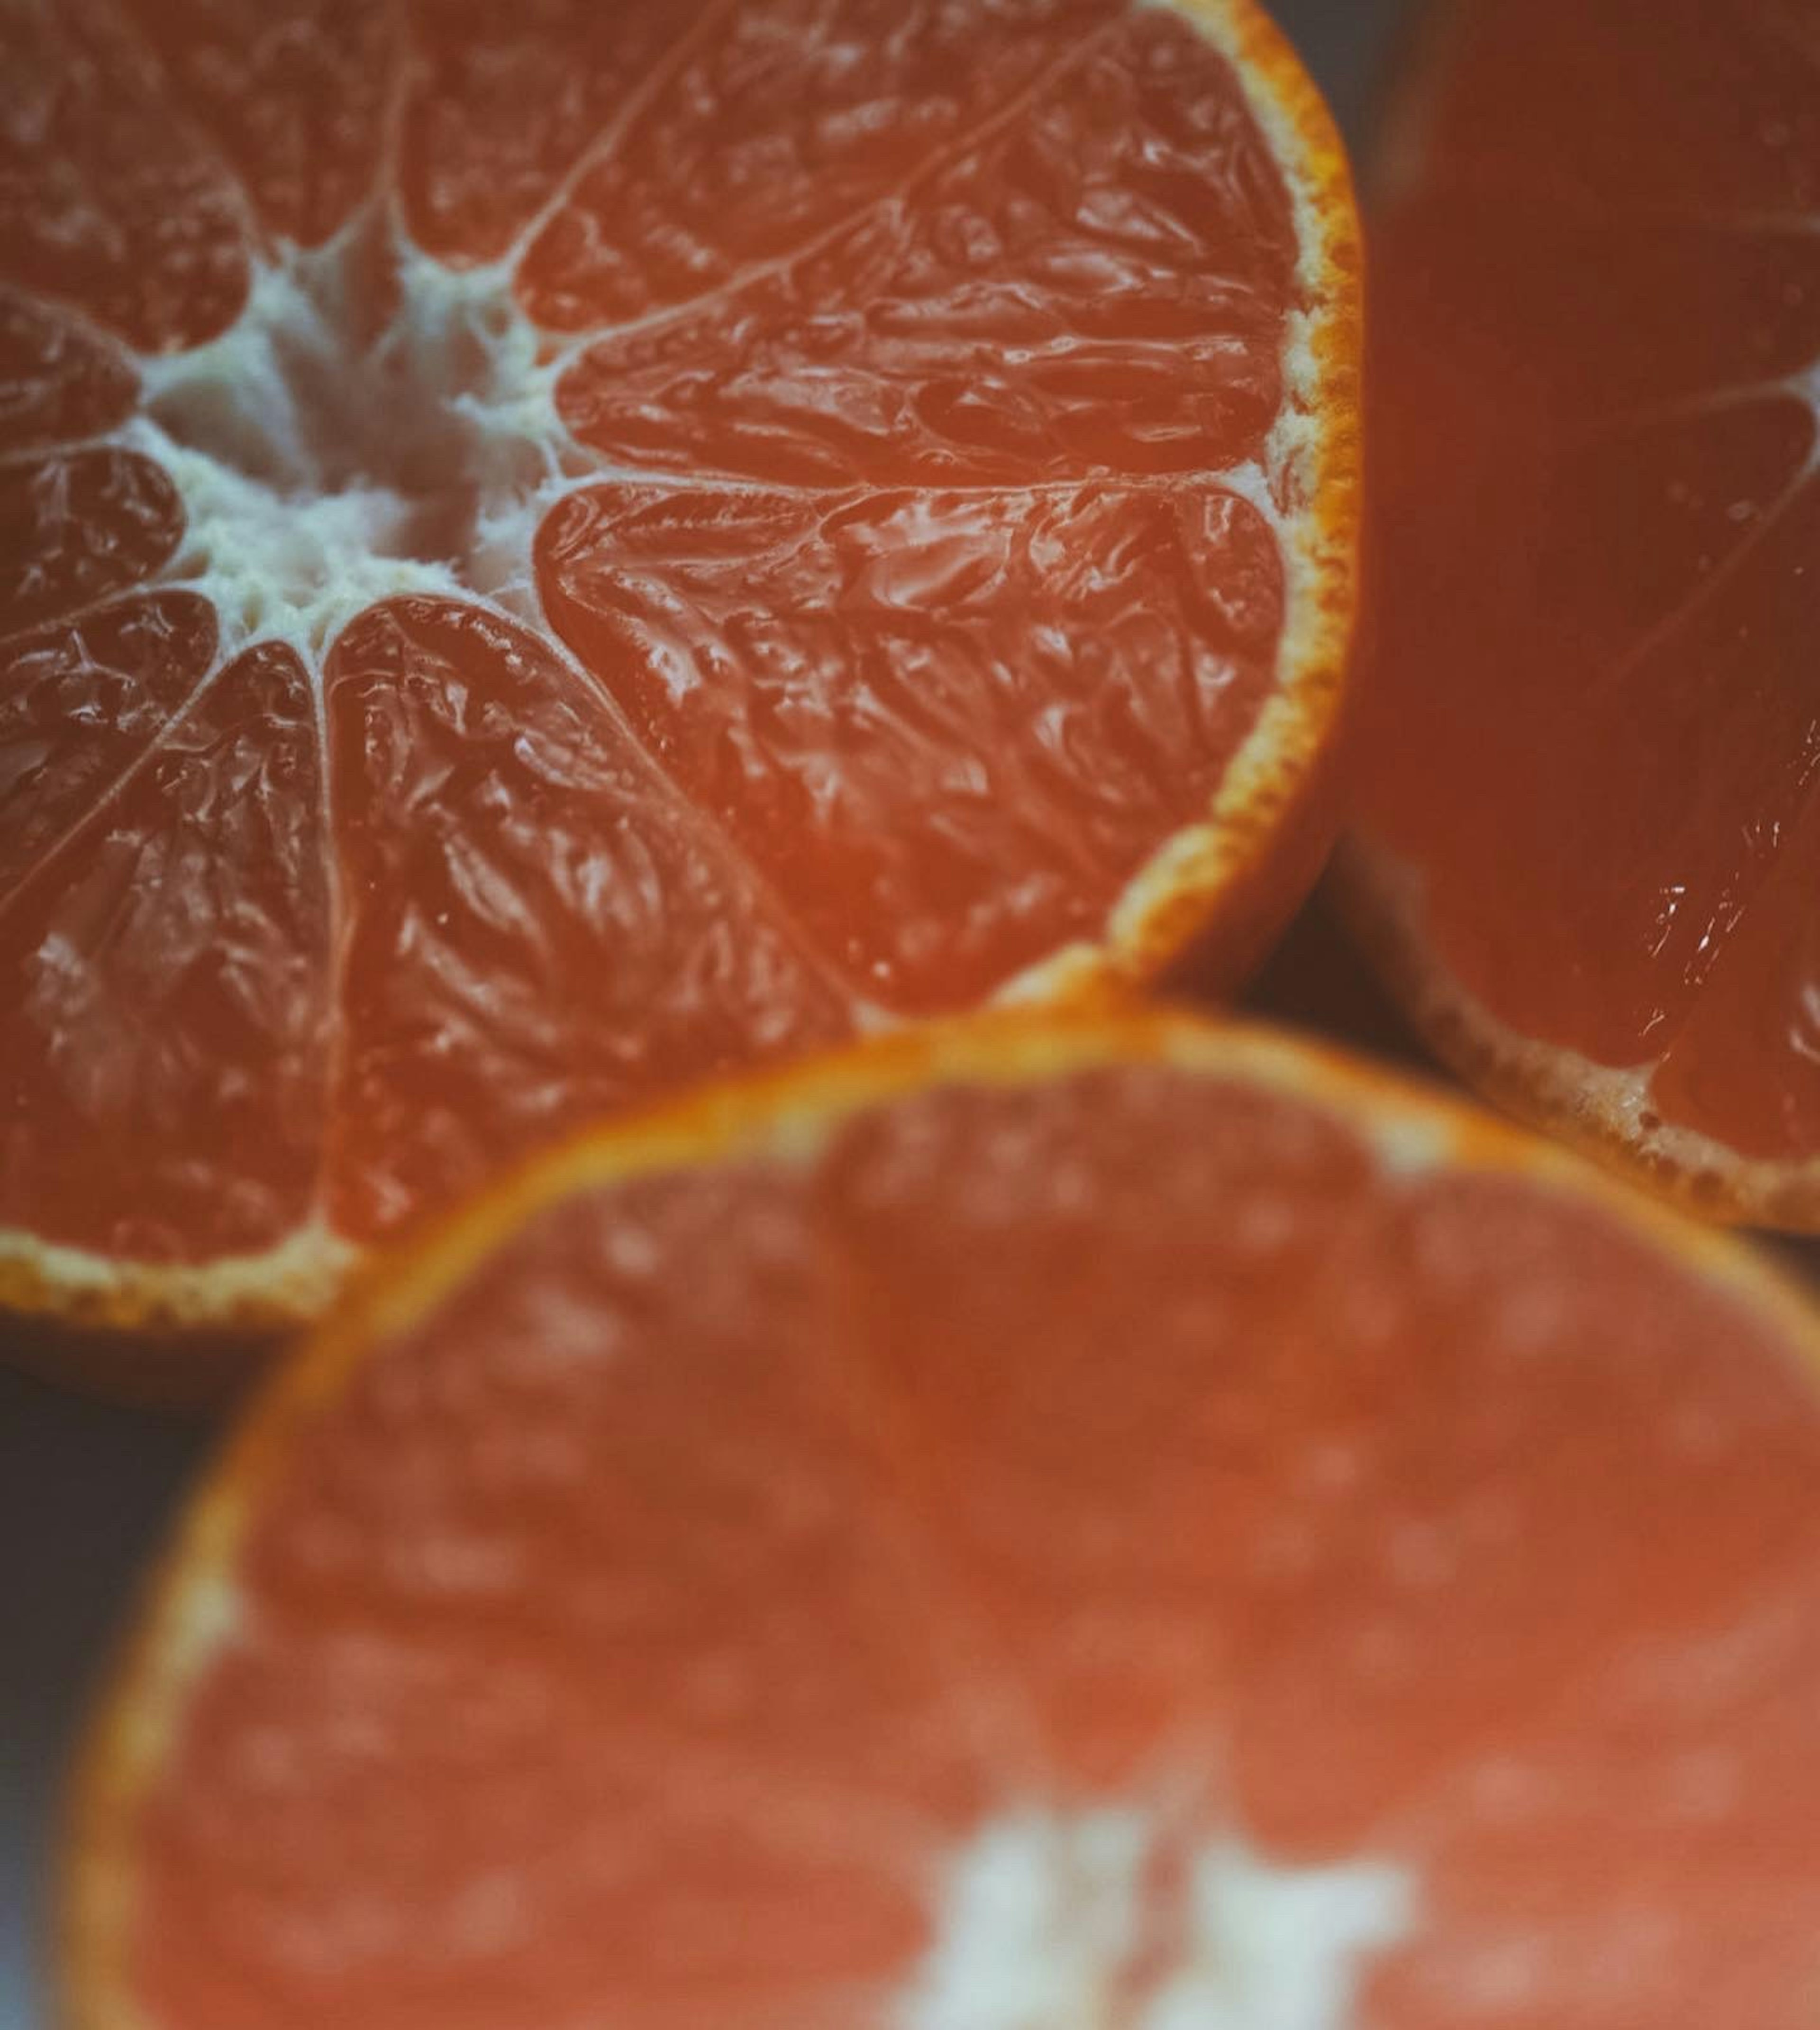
[[322, 596, 850, 1241], [112, 0, 401, 250], [1413, 0, 1820, 215], [512, 0, 1123, 333], [0, 638, 328, 1262], [0, 597, 219, 902], [397, 0, 707, 269], [539, 481, 1284, 1010], [0, 292, 140, 451], [1368, 1593, 1820, 2027], [1, 448, 184, 637], [0, 0, 1359, 1348], [1224, 1166, 1820, 1856], [0, 0, 251, 351], [67, 1013, 1820, 2028], [815, 1064, 1381, 1793], [1346, 0, 1820, 1223], [553, 9, 1296, 487]]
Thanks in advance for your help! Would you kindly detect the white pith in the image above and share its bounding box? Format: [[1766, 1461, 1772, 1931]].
[[6, 0, 1356, 1317], [900, 1803, 1413, 2030], [127, 223, 584, 655]]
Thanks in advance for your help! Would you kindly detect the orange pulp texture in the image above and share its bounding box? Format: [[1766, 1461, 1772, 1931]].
[[67, 1012, 1820, 2029], [0, 0, 1359, 1329], [1350, 0, 1820, 1217]]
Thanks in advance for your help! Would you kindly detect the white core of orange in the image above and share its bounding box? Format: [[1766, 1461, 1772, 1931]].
[[899, 1803, 1413, 2029]]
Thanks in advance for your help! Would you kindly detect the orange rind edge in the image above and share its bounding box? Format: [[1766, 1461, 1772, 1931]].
[[1329, 0, 1820, 1237], [60, 999, 1820, 2030], [3, 0, 1363, 1359], [0, 1225, 354, 1343], [1012, 0, 1365, 1010], [1335, 839, 1820, 1233]]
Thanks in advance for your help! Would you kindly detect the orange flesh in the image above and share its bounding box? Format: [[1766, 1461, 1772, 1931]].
[[0, 0, 1336, 1278], [1357, 0, 1820, 1161], [113, 1047, 1820, 2027]]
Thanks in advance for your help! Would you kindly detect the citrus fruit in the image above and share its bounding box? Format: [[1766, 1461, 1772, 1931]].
[[0, 0, 1359, 1344], [1342, 0, 1820, 1227], [67, 1008, 1820, 2028]]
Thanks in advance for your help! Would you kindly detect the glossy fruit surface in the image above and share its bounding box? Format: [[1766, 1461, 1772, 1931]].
[[1347, 0, 1820, 1224], [0, 0, 1359, 1340]]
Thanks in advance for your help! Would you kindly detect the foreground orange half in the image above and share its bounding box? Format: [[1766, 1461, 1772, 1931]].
[[68, 1009, 1820, 2028], [0, 0, 1359, 1347]]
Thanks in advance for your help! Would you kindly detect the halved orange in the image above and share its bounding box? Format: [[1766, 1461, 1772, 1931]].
[[1344, 0, 1820, 1226], [0, 0, 1359, 1348], [68, 1009, 1820, 2027]]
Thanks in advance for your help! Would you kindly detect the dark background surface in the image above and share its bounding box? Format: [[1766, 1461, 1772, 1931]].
[[0, 7, 1410, 2024]]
